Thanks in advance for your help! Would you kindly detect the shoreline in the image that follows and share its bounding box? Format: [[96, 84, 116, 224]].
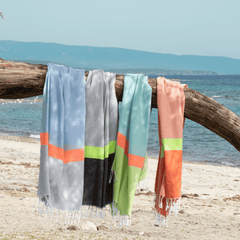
[[0, 98, 43, 103]]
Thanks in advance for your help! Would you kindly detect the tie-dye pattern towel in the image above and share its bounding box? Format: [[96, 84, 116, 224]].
[[35, 63, 86, 224]]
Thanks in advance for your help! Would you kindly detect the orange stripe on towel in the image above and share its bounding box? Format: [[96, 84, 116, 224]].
[[64, 149, 84, 164], [40, 132, 84, 164], [124, 142, 129, 157], [117, 132, 129, 157], [117, 132, 144, 169], [48, 144, 84, 164], [156, 150, 182, 199], [117, 132, 127, 149], [48, 144, 64, 161], [128, 154, 145, 169], [40, 132, 49, 145]]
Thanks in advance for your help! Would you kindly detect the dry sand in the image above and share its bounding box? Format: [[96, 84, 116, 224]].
[[0, 134, 240, 239]]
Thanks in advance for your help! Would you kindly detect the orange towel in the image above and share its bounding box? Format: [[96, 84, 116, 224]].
[[154, 77, 188, 227]]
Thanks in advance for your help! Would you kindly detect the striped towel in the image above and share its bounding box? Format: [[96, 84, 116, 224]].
[[154, 77, 188, 227], [35, 63, 86, 224], [82, 70, 118, 216], [110, 74, 152, 227]]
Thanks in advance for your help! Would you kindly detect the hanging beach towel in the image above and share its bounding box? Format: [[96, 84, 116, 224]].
[[82, 70, 118, 217], [154, 77, 188, 227], [34, 63, 86, 224], [111, 73, 152, 227]]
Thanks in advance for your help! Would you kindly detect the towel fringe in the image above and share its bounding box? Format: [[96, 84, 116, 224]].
[[34, 194, 181, 227], [154, 212, 168, 227], [34, 195, 112, 224], [110, 200, 132, 228], [153, 193, 181, 227]]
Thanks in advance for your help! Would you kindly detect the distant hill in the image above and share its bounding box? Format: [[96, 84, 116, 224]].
[[104, 68, 217, 75], [0, 40, 240, 74]]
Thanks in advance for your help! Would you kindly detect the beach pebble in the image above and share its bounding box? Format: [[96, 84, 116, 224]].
[[132, 208, 141, 214], [67, 225, 79, 230], [179, 210, 185, 214], [138, 231, 144, 235], [82, 221, 97, 231], [97, 225, 108, 230]]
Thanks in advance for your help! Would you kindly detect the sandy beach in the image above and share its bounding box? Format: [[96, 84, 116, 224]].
[[0, 135, 240, 240]]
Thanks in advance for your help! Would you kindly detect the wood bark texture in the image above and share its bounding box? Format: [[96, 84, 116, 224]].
[[0, 58, 240, 153]]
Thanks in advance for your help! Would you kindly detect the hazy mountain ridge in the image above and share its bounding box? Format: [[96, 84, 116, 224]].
[[1, 40, 240, 74]]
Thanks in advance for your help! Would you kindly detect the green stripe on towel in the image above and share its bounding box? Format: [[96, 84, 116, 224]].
[[85, 140, 116, 159], [162, 138, 183, 150]]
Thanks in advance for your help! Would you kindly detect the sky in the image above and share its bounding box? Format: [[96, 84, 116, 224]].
[[0, 0, 240, 59]]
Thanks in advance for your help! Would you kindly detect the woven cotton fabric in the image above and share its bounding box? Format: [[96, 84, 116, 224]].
[[154, 77, 188, 227], [82, 70, 118, 210], [111, 74, 152, 227], [36, 63, 86, 222]]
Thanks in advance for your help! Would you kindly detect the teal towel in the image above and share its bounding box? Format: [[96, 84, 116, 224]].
[[111, 73, 152, 227]]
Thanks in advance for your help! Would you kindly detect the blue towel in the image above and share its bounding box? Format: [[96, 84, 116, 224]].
[[34, 63, 86, 224]]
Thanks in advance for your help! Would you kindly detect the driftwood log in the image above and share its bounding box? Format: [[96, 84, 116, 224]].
[[0, 58, 240, 153]]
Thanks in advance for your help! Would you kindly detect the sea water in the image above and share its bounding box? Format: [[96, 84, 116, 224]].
[[0, 74, 239, 168]]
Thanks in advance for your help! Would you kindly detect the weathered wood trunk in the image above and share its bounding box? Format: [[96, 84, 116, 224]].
[[0, 58, 240, 153]]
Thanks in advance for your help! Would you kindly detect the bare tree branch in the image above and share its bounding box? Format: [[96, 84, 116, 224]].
[[0, 58, 240, 152]]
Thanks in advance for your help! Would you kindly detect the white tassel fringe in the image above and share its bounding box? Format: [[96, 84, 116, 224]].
[[33, 195, 111, 224], [153, 194, 181, 227]]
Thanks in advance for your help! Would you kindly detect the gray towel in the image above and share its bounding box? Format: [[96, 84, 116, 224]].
[[82, 70, 118, 217]]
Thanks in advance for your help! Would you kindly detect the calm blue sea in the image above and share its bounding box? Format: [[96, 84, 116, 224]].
[[0, 74, 239, 168]]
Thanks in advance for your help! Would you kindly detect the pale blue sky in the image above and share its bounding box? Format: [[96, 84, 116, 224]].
[[1, 0, 240, 59]]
